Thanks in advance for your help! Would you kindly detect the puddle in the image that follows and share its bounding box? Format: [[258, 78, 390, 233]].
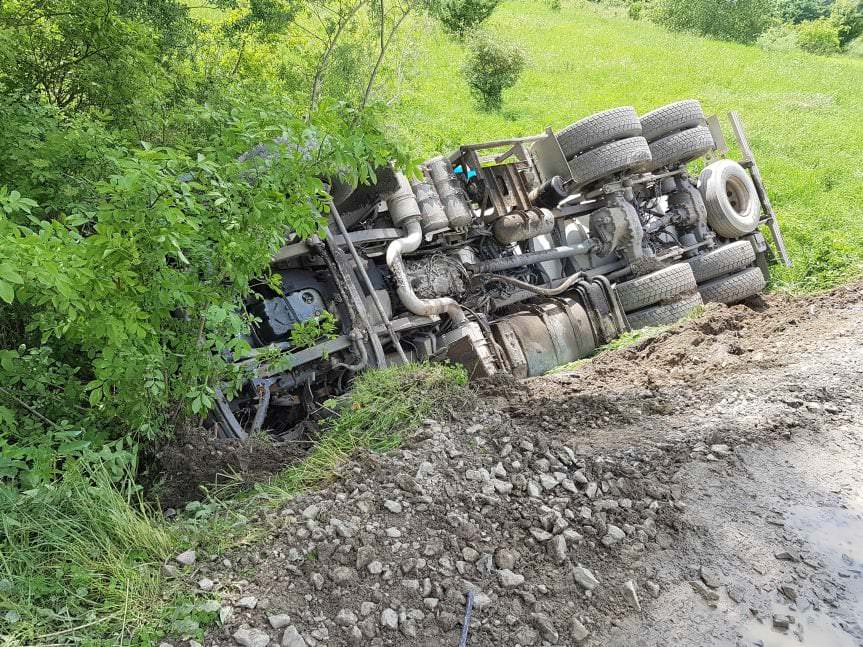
[[740, 503, 863, 647], [741, 607, 859, 647], [786, 504, 863, 569]]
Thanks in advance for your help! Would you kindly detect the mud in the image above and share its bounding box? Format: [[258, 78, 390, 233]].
[[169, 280, 863, 647], [145, 425, 314, 509]]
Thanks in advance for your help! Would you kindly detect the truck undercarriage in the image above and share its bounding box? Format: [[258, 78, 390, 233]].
[[213, 99, 791, 441]]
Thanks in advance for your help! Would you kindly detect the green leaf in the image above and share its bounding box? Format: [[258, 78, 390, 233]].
[[0, 264, 23, 285], [0, 280, 14, 304]]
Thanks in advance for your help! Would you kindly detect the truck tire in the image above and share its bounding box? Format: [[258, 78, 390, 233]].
[[558, 107, 642, 160], [640, 99, 706, 142], [647, 126, 715, 171], [570, 137, 652, 189], [615, 263, 698, 313], [699, 266, 766, 304], [626, 292, 704, 330], [698, 160, 761, 239], [687, 241, 756, 284]]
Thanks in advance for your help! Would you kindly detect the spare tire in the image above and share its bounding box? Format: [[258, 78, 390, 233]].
[[558, 107, 642, 160], [698, 160, 761, 239], [626, 292, 704, 330], [687, 241, 756, 284], [615, 263, 698, 313], [570, 137, 652, 189], [647, 126, 715, 171], [699, 266, 766, 304], [640, 99, 706, 142]]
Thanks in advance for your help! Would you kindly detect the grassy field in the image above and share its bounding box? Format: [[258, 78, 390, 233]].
[[391, 0, 863, 291]]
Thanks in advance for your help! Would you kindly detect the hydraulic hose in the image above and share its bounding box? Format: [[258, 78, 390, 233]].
[[385, 219, 467, 325]]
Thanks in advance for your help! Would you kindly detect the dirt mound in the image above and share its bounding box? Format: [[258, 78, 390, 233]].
[[144, 425, 314, 509]]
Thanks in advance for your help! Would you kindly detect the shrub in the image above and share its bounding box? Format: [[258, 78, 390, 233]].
[[649, 0, 774, 43], [757, 24, 800, 51], [796, 17, 843, 53], [628, 1, 644, 20], [462, 31, 526, 111], [0, 95, 409, 491], [433, 0, 503, 37], [847, 33, 863, 55], [830, 0, 863, 45]]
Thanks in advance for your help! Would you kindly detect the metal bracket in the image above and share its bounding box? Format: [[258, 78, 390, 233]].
[[728, 111, 792, 268]]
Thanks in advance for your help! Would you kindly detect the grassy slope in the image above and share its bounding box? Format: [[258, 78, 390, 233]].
[[392, 1, 863, 290]]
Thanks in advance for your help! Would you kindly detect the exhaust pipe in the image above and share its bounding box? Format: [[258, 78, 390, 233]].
[[385, 176, 466, 325]]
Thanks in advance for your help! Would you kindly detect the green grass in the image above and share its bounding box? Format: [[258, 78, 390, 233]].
[[390, 0, 863, 292], [0, 467, 177, 644], [258, 362, 469, 498]]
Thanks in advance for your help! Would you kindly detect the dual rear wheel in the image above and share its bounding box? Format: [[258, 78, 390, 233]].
[[616, 241, 767, 330]]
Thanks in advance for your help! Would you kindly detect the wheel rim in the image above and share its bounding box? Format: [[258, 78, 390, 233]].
[[724, 175, 750, 216]]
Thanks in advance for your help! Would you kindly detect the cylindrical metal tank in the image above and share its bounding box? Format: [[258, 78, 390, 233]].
[[386, 173, 421, 227], [411, 179, 449, 235], [491, 298, 598, 378], [427, 156, 474, 229]]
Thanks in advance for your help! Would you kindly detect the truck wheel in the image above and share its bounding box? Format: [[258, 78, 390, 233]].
[[615, 263, 698, 313], [646, 126, 715, 171], [558, 107, 642, 160], [699, 160, 761, 239], [699, 266, 766, 304], [687, 241, 756, 284], [640, 99, 706, 142], [626, 292, 703, 330], [570, 137, 652, 189]]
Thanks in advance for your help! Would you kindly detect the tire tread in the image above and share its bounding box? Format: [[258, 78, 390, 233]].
[[699, 267, 767, 304], [616, 263, 698, 313]]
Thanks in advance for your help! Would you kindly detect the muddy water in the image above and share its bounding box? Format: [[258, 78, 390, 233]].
[[607, 422, 863, 647]]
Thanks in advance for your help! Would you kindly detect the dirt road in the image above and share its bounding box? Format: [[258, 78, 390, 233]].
[[200, 282, 863, 647]]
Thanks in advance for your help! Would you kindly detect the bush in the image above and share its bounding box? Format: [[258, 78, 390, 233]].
[[0, 94, 408, 491], [757, 23, 801, 50], [830, 0, 863, 45], [462, 31, 526, 111], [433, 0, 503, 37], [774, 0, 831, 24], [649, 0, 774, 43], [796, 17, 843, 53], [847, 33, 863, 55]]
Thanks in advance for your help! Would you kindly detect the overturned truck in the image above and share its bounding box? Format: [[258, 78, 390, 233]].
[[214, 100, 791, 440]]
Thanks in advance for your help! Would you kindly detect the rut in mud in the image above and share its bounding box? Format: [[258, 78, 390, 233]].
[[179, 282, 863, 647]]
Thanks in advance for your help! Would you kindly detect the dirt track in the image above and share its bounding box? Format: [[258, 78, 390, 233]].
[[195, 282, 863, 647]]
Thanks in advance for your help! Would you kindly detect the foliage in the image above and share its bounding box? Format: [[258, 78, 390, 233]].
[[432, 0, 502, 37], [462, 31, 526, 110], [795, 17, 843, 52], [0, 96, 408, 490], [0, 0, 179, 119], [774, 0, 831, 23], [830, 0, 863, 44], [290, 311, 339, 349], [648, 0, 774, 43]]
